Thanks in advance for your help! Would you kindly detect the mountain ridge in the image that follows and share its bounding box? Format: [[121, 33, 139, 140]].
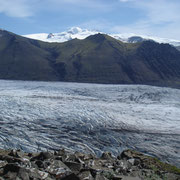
[[0, 29, 180, 88], [23, 27, 180, 47]]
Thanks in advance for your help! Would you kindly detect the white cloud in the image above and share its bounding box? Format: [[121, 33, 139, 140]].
[[112, 0, 180, 39], [0, 0, 33, 17], [135, 0, 180, 23], [45, 0, 113, 12], [0, 0, 112, 18], [119, 0, 132, 2], [79, 19, 113, 32]]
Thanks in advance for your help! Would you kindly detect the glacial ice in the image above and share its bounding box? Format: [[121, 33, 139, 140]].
[[0, 80, 179, 166]]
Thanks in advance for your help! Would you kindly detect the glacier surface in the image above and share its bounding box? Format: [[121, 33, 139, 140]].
[[0, 80, 179, 166]]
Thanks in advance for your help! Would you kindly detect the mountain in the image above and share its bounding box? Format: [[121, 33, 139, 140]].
[[24, 27, 180, 46], [0, 29, 58, 81], [1, 29, 180, 87], [176, 46, 180, 51], [23, 27, 100, 43]]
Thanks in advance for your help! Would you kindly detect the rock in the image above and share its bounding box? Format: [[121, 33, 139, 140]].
[[3, 171, 17, 179], [3, 164, 30, 180], [60, 173, 80, 180], [134, 158, 141, 166], [117, 176, 141, 180], [0, 148, 179, 180], [75, 152, 95, 161], [64, 154, 78, 162], [112, 176, 123, 180], [46, 160, 72, 178], [78, 170, 94, 180], [55, 149, 66, 157], [95, 174, 108, 180], [3, 163, 20, 174], [0, 154, 22, 164], [31, 151, 53, 161], [29, 168, 49, 179], [127, 159, 135, 166], [8, 149, 21, 158], [35, 160, 44, 168], [17, 167, 30, 180], [101, 152, 114, 160], [119, 150, 144, 161], [64, 161, 82, 174], [0, 160, 7, 168]]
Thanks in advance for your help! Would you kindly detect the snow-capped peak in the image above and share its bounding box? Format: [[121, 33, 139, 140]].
[[67, 27, 83, 34], [23, 27, 100, 43], [23, 27, 180, 46]]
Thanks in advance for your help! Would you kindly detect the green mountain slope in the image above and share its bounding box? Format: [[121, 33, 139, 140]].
[[0, 29, 180, 87], [0, 30, 57, 81]]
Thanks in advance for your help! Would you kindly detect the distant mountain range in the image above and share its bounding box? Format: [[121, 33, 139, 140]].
[[23, 27, 180, 47], [0, 28, 180, 88]]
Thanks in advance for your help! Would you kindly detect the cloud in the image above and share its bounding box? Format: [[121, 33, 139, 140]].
[[79, 19, 113, 32], [0, 0, 33, 17], [112, 0, 180, 39], [44, 0, 113, 12], [119, 0, 132, 2], [0, 0, 112, 18], [135, 0, 180, 23]]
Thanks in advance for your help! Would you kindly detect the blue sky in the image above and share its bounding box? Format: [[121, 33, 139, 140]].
[[0, 0, 180, 39]]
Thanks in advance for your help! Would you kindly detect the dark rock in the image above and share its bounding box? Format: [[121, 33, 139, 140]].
[[8, 149, 21, 158], [78, 170, 94, 180], [61, 173, 80, 180], [31, 151, 53, 161], [46, 160, 72, 178], [3, 163, 20, 174], [64, 161, 82, 174], [35, 160, 44, 168]]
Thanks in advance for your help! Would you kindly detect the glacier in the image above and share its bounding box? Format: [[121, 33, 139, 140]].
[[23, 27, 180, 46], [0, 80, 179, 167]]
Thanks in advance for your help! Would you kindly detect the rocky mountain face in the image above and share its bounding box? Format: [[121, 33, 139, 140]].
[[1, 29, 180, 87], [0, 148, 179, 180]]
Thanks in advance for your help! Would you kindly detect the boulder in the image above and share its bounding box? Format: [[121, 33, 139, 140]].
[[78, 170, 94, 180], [31, 152, 53, 161], [46, 160, 72, 178]]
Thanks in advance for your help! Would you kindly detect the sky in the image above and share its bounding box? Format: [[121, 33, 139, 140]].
[[0, 0, 180, 39]]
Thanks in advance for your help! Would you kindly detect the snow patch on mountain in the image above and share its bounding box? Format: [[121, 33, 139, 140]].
[[23, 27, 100, 43], [23, 27, 180, 46]]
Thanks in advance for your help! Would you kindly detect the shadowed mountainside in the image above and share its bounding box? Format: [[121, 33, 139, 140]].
[[176, 46, 180, 51], [0, 29, 180, 87]]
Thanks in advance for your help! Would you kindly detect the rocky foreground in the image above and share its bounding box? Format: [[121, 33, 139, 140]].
[[0, 149, 179, 180]]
